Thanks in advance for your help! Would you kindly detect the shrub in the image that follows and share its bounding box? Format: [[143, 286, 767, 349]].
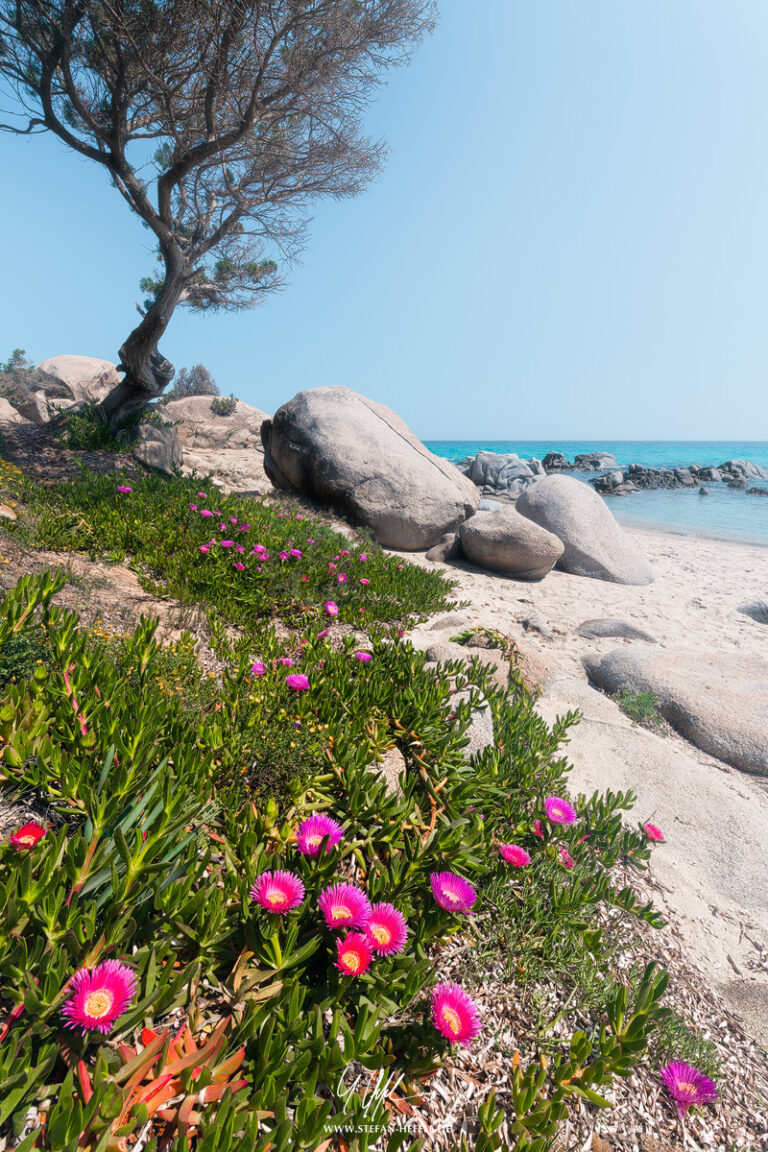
[[210, 394, 237, 417], [57, 401, 135, 452], [161, 363, 220, 403], [613, 689, 664, 729]]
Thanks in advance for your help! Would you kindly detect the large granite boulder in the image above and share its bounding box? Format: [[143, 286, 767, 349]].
[[132, 422, 182, 472], [459, 507, 564, 580], [0, 397, 30, 425], [516, 475, 655, 585], [37, 355, 122, 402], [261, 387, 479, 549], [584, 647, 768, 775], [465, 451, 541, 499], [574, 452, 618, 470], [162, 396, 271, 494]]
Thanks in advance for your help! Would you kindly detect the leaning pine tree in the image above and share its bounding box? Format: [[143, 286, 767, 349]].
[[0, 0, 435, 426]]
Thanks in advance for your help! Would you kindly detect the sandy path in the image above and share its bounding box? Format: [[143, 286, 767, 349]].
[[398, 527, 768, 1045]]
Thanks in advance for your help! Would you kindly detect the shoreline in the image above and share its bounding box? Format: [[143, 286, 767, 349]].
[[399, 523, 768, 1046], [610, 514, 768, 549]]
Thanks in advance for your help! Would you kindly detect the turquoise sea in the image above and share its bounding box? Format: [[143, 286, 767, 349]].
[[425, 441, 768, 546]]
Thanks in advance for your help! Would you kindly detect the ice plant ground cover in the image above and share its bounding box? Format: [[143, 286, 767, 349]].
[[0, 464, 717, 1150]]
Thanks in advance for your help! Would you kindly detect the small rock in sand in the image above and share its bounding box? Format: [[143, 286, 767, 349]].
[[576, 618, 657, 643]]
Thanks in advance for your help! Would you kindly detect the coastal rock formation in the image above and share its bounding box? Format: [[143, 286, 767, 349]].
[[261, 386, 479, 549], [542, 451, 570, 471], [573, 451, 618, 471], [747, 487, 768, 496], [464, 451, 542, 499], [739, 601, 768, 625], [459, 507, 564, 580], [575, 618, 657, 642], [584, 647, 768, 775], [132, 422, 182, 473], [0, 397, 30, 425], [37, 355, 121, 403], [162, 395, 271, 494], [516, 475, 655, 585]]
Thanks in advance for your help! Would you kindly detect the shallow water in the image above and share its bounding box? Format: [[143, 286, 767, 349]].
[[426, 440, 768, 545]]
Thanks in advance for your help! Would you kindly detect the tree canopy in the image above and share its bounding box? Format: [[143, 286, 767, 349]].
[[0, 0, 436, 423]]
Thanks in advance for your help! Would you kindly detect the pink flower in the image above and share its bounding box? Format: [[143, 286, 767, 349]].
[[251, 870, 305, 915], [397, 564, 404, 570], [220, 540, 235, 548], [236, 545, 245, 553], [230, 516, 238, 524], [301, 575, 308, 581], [239, 524, 250, 532], [559, 847, 575, 869], [117, 486, 132, 494], [660, 1061, 718, 1116], [325, 601, 339, 617], [336, 573, 348, 584], [251, 662, 266, 676], [199, 545, 210, 554], [365, 903, 408, 955], [285, 673, 310, 691], [431, 982, 481, 1047], [430, 872, 477, 915], [296, 813, 344, 856], [318, 883, 371, 930], [254, 543, 267, 553], [200, 509, 213, 517], [328, 562, 337, 572], [359, 553, 368, 562], [290, 549, 302, 558], [498, 843, 530, 868], [280, 551, 289, 561], [9, 822, 47, 850], [340, 550, 350, 557], [62, 960, 138, 1036], [317, 629, 330, 639], [354, 652, 372, 663], [233, 562, 245, 571], [219, 523, 227, 531], [335, 933, 372, 976], [277, 657, 293, 667], [189, 503, 198, 511], [360, 578, 370, 585], [643, 822, 665, 842], [532, 819, 545, 838], [545, 796, 577, 825], [197, 491, 207, 498]]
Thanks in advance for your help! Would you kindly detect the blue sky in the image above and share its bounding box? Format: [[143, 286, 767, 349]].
[[1, 0, 767, 440]]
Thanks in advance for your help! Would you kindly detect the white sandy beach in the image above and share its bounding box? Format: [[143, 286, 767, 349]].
[[401, 526, 768, 1045]]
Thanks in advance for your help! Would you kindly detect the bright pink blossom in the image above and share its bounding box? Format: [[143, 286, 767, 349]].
[[335, 933, 372, 976], [251, 870, 305, 915], [360, 578, 370, 585], [62, 960, 138, 1036], [251, 662, 266, 676], [285, 673, 310, 691], [498, 843, 531, 868], [9, 822, 47, 850], [559, 847, 575, 869], [545, 796, 577, 825], [318, 883, 371, 930], [660, 1061, 718, 1115], [365, 903, 408, 955], [199, 545, 210, 554], [233, 562, 245, 571], [430, 872, 476, 915], [200, 509, 213, 517], [643, 822, 665, 842], [325, 601, 339, 617], [290, 549, 302, 558], [354, 652, 372, 663], [296, 814, 344, 856], [117, 486, 132, 494], [431, 982, 481, 1047], [532, 819, 545, 838], [336, 573, 348, 584], [220, 540, 234, 548]]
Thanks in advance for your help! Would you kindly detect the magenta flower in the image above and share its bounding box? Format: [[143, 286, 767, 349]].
[[9, 822, 47, 850], [360, 578, 370, 585], [328, 562, 337, 572], [117, 486, 132, 494], [233, 562, 245, 571], [559, 847, 575, 869], [200, 509, 213, 517], [354, 652, 372, 663], [359, 553, 368, 562], [251, 870, 305, 915], [325, 601, 339, 617], [220, 540, 234, 548], [199, 545, 210, 554], [290, 549, 302, 558], [230, 516, 238, 524], [340, 550, 350, 557], [430, 872, 477, 915], [643, 822, 665, 842], [62, 960, 138, 1036], [545, 796, 577, 825], [279, 551, 289, 561], [236, 544, 245, 553], [219, 522, 226, 531], [197, 491, 207, 498], [335, 933, 372, 976], [254, 543, 267, 553], [317, 629, 330, 639], [365, 903, 408, 955], [431, 982, 481, 1047], [189, 503, 198, 511], [251, 662, 266, 676], [296, 813, 344, 856], [318, 883, 371, 930], [532, 819, 545, 838], [240, 524, 250, 532], [396, 564, 404, 569], [285, 673, 310, 691], [498, 843, 531, 868], [277, 657, 293, 667], [660, 1061, 718, 1115], [337, 573, 348, 584]]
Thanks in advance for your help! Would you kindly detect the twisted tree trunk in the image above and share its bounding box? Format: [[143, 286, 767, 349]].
[[99, 249, 186, 429]]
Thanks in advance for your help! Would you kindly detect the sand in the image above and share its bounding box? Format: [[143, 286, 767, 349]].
[[400, 526, 768, 1045]]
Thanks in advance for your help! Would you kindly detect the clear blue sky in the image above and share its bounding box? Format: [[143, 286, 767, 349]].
[[1, 0, 767, 440]]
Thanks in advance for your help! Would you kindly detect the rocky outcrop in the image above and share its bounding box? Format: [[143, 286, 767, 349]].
[[747, 487, 768, 496], [464, 451, 543, 500], [573, 452, 618, 471], [516, 475, 655, 585], [459, 507, 564, 580], [162, 395, 271, 494], [542, 451, 570, 471], [37, 355, 122, 403], [132, 423, 182, 473], [0, 397, 30, 425], [584, 647, 768, 776], [575, 618, 657, 642], [261, 387, 479, 549]]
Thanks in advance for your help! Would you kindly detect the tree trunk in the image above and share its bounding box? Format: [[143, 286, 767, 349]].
[[99, 249, 187, 429]]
